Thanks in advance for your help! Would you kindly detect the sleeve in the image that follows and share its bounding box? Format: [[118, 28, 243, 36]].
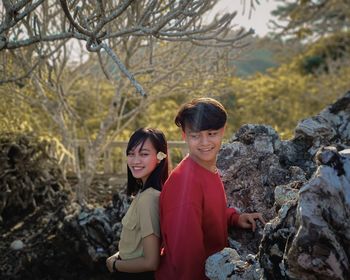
[[226, 207, 240, 227], [161, 176, 206, 279], [138, 192, 160, 238]]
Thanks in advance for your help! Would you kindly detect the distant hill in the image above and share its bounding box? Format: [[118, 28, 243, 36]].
[[232, 48, 279, 77]]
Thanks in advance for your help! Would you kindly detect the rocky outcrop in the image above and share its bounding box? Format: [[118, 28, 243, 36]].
[[285, 147, 350, 279], [0, 133, 69, 223], [205, 247, 263, 280], [0, 134, 72, 279], [206, 92, 350, 279], [61, 191, 129, 262], [257, 147, 350, 280], [218, 123, 307, 256]]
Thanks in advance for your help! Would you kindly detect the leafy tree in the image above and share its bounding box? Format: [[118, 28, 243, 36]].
[[271, 0, 350, 40], [298, 31, 350, 74], [225, 51, 350, 139], [235, 0, 349, 138]]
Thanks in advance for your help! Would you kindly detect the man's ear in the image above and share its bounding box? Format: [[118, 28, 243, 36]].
[[181, 131, 186, 140], [221, 124, 227, 135]]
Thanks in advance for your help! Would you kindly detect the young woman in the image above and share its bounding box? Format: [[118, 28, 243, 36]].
[[106, 128, 169, 280]]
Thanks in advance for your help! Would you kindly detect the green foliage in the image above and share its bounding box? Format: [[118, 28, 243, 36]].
[[126, 99, 182, 140], [225, 57, 350, 139], [0, 85, 46, 134], [302, 55, 325, 74], [299, 31, 350, 74], [272, 0, 350, 40]]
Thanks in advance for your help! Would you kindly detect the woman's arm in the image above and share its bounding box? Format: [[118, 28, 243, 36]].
[[106, 234, 160, 273]]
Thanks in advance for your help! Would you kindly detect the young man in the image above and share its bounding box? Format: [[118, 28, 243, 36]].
[[155, 98, 265, 280]]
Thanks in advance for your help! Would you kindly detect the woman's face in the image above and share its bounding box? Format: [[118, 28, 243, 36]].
[[127, 138, 158, 184]]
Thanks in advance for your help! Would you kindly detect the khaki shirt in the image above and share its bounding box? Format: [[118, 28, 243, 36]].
[[119, 187, 160, 259]]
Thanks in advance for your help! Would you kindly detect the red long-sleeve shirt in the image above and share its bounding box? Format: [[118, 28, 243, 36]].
[[155, 155, 240, 280]]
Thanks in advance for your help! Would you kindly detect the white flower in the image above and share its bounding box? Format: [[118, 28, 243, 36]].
[[157, 151, 167, 161]]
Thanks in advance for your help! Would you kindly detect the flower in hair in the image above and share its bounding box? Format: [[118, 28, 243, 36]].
[[157, 151, 167, 161]]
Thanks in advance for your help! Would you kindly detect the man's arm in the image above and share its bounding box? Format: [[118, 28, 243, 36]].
[[226, 207, 240, 227], [236, 212, 266, 232], [227, 207, 266, 231]]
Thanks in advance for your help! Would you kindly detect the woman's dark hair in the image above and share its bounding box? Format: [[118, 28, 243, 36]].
[[175, 97, 227, 132], [126, 127, 169, 196]]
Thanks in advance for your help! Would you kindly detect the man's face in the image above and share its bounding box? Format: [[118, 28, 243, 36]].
[[183, 126, 225, 170]]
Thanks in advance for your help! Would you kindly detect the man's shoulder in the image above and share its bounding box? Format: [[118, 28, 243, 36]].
[[163, 158, 200, 194], [172, 155, 197, 171], [167, 157, 194, 179]]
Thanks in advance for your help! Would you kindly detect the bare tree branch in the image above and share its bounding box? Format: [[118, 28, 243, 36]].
[[101, 43, 146, 97], [1, 0, 255, 97]]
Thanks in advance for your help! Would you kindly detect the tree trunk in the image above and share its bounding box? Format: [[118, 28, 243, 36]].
[[76, 147, 99, 204]]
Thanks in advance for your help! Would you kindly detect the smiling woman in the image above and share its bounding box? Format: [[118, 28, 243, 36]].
[[106, 127, 169, 280], [127, 139, 159, 185]]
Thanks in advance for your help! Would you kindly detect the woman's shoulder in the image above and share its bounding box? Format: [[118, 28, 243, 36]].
[[138, 188, 160, 202], [143, 187, 160, 195], [136, 188, 160, 214]]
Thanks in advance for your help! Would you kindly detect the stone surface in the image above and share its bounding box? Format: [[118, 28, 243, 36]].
[[214, 91, 350, 279], [205, 247, 262, 280], [258, 148, 350, 280], [286, 148, 350, 280], [10, 240, 25, 251]]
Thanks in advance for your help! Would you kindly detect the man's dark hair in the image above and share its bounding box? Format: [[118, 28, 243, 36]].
[[175, 97, 227, 132]]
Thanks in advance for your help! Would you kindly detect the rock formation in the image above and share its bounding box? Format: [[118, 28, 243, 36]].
[[206, 92, 350, 279]]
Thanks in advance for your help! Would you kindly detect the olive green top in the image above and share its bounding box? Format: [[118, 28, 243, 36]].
[[119, 187, 160, 259]]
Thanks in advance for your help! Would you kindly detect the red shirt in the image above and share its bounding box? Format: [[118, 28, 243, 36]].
[[156, 155, 239, 280]]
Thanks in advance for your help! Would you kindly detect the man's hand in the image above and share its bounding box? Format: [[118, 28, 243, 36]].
[[237, 213, 266, 232]]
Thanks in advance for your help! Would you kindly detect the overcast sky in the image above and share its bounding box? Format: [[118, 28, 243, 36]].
[[212, 0, 278, 36]]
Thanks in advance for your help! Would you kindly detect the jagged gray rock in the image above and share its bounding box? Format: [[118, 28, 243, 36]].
[[258, 147, 350, 280], [286, 148, 350, 280], [205, 248, 263, 280], [218, 124, 307, 256], [213, 91, 350, 280], [61, 190, 130, 261]]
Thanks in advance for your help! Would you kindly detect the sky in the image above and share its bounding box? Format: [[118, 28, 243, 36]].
[[212, 0, 279, 36]]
